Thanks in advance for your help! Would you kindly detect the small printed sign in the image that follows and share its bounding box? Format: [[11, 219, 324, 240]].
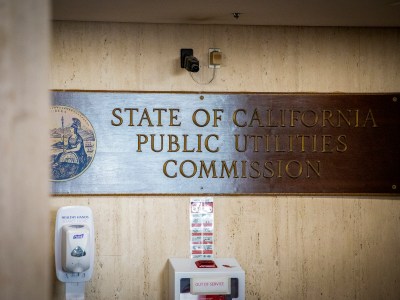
[[190, 197, 214, 259], [190, 276, 230, 295]]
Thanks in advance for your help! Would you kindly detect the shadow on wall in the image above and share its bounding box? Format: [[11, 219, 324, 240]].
[[50, 208, 65, 298], [162, 261, 170, 299]]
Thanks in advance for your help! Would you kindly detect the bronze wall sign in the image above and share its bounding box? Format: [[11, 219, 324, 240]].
[[51, 92, 399, 195]]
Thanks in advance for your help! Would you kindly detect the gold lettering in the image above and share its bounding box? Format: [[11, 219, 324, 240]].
[[249, 109, 263, 127], [312, 135, 317, 152], [336, 135, 347, 152], [137, 108, 154, 127], [277, 160, 283, 178], [322, 135, 333, 153], [249, 161, 261, 178], [363, 109, 378, 127], [213, 109, 224, 127], [337, 110, 351, 127], [199, 160, 217, 178], [285, 160, 302, 178], [290, 110, 300, 127], [183, 134, 195, 152], [249, 135, 263, 152], [266, 110, 277, 127], [280, 109, 286, 127], [161, 159, 323, 179], [180, 160, 197, 178], [193, 109, 210, 127], [137, 134, 148, 152], [196, 135, 202, 153], [355, 109, 359, 127], [288, 135, 294, 152], [322, 110, 334, 127], [170, 109, 181, 126], [301, 110, 318, 127], [153, 108, 167, 126], [232, 109, 247, 127], [241, 161, 247, 178], [205, 134, 219, 153], [306, 160, 321, 178], [220, 161, 239, 178], [163, 160, 177, 178], [296, 134, 309, 152], [263, 161, 274, 178], [235, 135, 246, 152], [124, 108, 139, 126], [168, 134, 180, 152], [264, 135, 270, 152], [111, 108, 123, 126], [150, 134, 164, 152]]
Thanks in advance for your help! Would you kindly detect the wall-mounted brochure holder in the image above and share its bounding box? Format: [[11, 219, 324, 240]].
[[169, 258, 245, 300]]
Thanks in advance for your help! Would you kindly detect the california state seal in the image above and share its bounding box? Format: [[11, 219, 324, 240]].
[[50, 106, 96, 181]]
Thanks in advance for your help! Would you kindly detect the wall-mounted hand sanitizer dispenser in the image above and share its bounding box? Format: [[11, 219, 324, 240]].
[[61, 224, 91, 273], [55, 206, 95, 299]]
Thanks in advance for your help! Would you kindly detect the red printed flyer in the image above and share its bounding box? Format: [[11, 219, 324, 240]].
[[190, 197, 214, 259]]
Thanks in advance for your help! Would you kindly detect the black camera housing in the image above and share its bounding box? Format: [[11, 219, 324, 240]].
[[181, 49, 200, 73]]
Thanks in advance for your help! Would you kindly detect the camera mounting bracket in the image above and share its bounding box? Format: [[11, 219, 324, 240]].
[[180, 49, 194, 68]]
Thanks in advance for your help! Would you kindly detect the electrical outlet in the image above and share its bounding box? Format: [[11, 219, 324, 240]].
[[209, 48, 221, 69]]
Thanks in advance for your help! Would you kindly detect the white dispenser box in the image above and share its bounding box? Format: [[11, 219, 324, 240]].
[[55, 206, 95, 283], [169, 258, 245, 300], [61, 224, 91, 273]]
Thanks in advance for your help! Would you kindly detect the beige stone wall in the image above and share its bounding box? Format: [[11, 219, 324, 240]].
[[0, 1, 50, 299], [51, 22, 400, 299]]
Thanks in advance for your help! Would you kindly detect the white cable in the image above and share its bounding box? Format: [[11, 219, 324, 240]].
[[189, 67, 217, 85]]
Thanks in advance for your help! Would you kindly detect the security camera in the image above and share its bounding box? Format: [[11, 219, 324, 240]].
[[181, 49, 200, 73], [184, 56, 200, 73]]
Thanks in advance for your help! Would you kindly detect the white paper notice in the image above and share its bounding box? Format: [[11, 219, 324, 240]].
[[190, 276, 230, 295], [190, 197, 214, 259]]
